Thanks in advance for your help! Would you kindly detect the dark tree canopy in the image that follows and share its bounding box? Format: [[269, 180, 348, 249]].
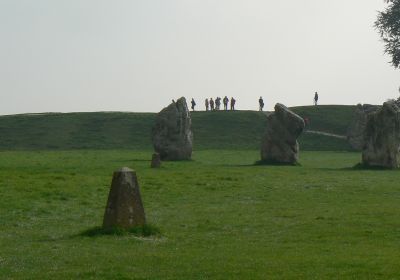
[[375, 0, 400, 68]]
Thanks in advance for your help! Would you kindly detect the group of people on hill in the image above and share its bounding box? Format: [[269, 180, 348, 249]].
[[190, 92, 319, 111], [191, 97, 237, 111], [190, 96, 266, 112]]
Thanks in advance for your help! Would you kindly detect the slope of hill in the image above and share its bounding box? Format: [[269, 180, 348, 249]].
[[291, 105, 356, 151], [0, 105, 356, 151], [291, 105, 356, 135], [0, 112, 155, 150]]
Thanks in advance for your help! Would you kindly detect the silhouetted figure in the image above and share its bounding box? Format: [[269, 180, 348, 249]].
[[230, 97, 236, 110], [314, 92, 319, 106], [259, 96, 264, 111], [210, 98, 215, 111], [205, 98, 209, 111], [215, 97, 221, 110], [191, 98, 196, 111], [223, 96, 229, 110]]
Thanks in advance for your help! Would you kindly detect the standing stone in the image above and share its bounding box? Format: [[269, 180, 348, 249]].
[[362, 100, 400, 168], [347, 104, 379, 151], [151, 153, 161, 168], [152, 97, 193, 160], [103, 167, 146, 229], [261, 103, 305, 164]]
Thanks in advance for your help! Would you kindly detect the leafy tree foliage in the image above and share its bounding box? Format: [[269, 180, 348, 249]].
[[375, 0, 400, 68]]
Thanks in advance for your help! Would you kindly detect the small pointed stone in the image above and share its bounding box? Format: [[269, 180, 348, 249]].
[[103, 167, 146, 229], [151, 153, 161, 168]]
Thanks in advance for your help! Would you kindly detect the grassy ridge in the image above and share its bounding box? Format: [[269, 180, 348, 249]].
[[0, 105, 356, 151], [0, 112, 155, 150], [192, 110, 267, 150]]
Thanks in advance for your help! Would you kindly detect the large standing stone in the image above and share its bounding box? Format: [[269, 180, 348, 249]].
[[347, 104, 379, 151], [152, 97, 193, 160], [260, 103, 305, 164], [362, 100, 400, 168], [103, 167, 146, 229]]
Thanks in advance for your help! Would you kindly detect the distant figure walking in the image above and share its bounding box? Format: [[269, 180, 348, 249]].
[[215, 97, 221, 110], [205, 98, 209, 111], [223, 96, 229, 110], [259, 96, 264, 111], [191, 98, 196, 111], [210, 98, 215, 111], [230, 97, 236, 110], [314, 92, 319, 106]]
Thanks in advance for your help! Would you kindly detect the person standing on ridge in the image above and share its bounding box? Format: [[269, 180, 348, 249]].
[[259, 96, 264, 111], [210, 98, 215, 111], [314, 92, 319, 106], [191, 98, 196, 111], [205, 98, 209, 111], [223, 96, 229, 110], [230, 97, 236, 110], [215, 97, 221, 110]]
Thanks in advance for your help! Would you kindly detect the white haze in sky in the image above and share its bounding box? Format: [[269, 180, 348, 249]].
[[0, 0, 398, 115]]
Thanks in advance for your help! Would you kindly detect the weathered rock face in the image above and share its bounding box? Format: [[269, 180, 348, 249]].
[[103, 167, 146, 229], [261, 103, 305, 164], [151, 153, 161, 168], [347, 104, 379, 150], [152, 97, 193, 160], [362, 100, 400, 168]]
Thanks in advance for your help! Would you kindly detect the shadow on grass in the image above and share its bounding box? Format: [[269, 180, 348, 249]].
[[162, 158, 195, 163], [315, 163, 399, 172], [254, 160, 301, 167], [219, 161, 302, 168], [219, 163, 256, 167], [37, 224, 161, 243], [80, 224, 161, 238], [110, 158, 150, 163], [352, 163, 398, 171]]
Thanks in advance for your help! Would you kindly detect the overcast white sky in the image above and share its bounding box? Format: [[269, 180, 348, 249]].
[[0, 0, 398, 115]]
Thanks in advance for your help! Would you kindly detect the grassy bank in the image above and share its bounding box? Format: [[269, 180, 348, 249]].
[[0, 105, 355, 151]]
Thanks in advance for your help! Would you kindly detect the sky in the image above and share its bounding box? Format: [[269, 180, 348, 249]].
[[0, 0, 398, 115]]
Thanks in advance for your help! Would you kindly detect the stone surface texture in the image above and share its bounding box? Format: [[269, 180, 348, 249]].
[[152, 97, 193, 160], [347, 104, 379, 150], [151, 153, 161, 168], [103, 167, 146, 229], [261, 103, 305, 164], [362, 100, 400, 168]]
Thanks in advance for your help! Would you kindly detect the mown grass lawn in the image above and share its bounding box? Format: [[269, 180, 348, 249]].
[[0, 150, 399, 279]]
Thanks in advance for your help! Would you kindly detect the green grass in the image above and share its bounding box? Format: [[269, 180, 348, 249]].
[[0, 105, 355, 151], [1, 149, 399, 279], [191, 110, 267, 150], [0, 112, 155, 150], [291, 105, 356, 135], [298, 133, 352, 151]]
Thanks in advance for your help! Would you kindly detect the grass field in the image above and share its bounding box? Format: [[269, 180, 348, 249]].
[[1, 149, 399, 279], [0, 105, 355, 151]]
